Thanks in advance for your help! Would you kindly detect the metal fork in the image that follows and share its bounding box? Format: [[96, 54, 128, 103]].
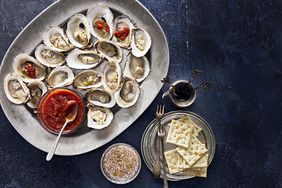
[[153, 105, 169, 188], [152, 105, 164, 178]]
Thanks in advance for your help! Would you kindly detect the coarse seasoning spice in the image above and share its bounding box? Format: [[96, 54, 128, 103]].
[[102, 144, 140, 183]]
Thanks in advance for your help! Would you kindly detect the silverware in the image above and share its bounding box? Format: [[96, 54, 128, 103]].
[[161, 76, 177, 98], [187, 69, 202, 84], [195, 81, 213, 90], [161, 76, 174, 89], [158, 105, 169, 188], [152, 105, 163, 178], [46, 101, 78, 161]]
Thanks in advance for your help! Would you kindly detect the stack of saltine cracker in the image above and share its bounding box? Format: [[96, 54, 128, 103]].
[[164, 115, 209, 178]]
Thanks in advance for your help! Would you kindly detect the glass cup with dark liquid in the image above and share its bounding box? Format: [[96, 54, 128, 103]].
[[167, 80, 196, 108]]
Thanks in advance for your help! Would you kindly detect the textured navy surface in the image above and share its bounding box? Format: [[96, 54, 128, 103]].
[[0, 0, 282, 187]]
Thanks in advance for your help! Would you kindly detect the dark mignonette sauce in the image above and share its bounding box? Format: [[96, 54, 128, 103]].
[[172, 82, 193, 101]]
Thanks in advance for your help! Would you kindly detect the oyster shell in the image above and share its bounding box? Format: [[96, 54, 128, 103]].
[[114, 77, 140, 108], [66, 14, 91, 48], [113, 15, 135, 48], [13, 53, 46, 83], [124, 54, 150, 83], [87, 5, 114, 40], [95, 40, 122, 63], [66, 48, 102, 69], [35, 44, 65, 67], [27, 81, 47, 111], [73, 70, 102, 89], [102, 62, 122, 93], [47, 66, 74, 88], [43, 26, 74, 52], [87, 105, 113, 129], [86, 88, 116, 108], [4, 73, 30, 104], [131, 28, 151, 57]]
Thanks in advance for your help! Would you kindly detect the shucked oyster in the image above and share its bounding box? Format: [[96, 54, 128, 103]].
[[87, 5, 114, 40], [66, 48, 102, 69], [131, 28, 151, 57], [102, 62, 122, 93], [13, 54, 46, 83], [27, 80, 47, 111], [66, 14, 91, 48], [4, 73, 30, 104], [87, 105, 113, 129], [47, 66, 74, 88], [35, 44, 65, 67], [73, 70, 102, 89], [86, 88, 116, 108], [95, 40, 122, 63], [124, 54, 150, 83], [43, 26, 74, 52], [114, 77, 140, 108], [113, 15, 135, 48]]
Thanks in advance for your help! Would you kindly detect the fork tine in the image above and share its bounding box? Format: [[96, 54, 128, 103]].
[[162, 105, 165, 115], [156, 105, 159, 115]]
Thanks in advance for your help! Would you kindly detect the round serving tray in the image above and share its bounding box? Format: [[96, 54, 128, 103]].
[[0, 0, 169, 156], [141, 111, 216, 181]]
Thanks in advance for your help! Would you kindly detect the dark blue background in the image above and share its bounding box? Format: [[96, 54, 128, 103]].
[[0, 0, 282, 187]]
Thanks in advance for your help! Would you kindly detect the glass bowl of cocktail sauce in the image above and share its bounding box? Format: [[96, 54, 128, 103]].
[[37, 88, 85, 135]]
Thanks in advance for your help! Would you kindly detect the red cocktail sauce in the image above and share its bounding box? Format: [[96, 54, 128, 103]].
[[38, 88, 85, 134]]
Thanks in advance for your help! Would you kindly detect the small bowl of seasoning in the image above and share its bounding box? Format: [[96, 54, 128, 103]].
[[100, 143, 141, 184], [166, 80, 196, 108]]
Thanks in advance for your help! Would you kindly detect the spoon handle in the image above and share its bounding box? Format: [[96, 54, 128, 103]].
[[188, 69, 202, 84], [46, 120, 69, 161], [195, 81, 212, 90]]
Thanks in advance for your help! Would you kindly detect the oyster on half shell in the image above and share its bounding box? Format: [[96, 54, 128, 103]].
[[124, 54, 150, 83], [73, 70, 102, 89], [47, 66, 74, 88], [27, 80, 48, 111], [87, 5, 114, 40], [4, 73, 30, 104], [35, 44, 65, 67], [95, 40, 122, 63], [114, 77, 140, 108], [102, 62, 122, 93], [131, 28, 151, 57], [66, 48, 103, 69], [66, 14, 91, 48], [13, 54, 46, 83], [86, 88, 116, 108], [113, 15, 135, 48], [87, 105, 113, 129], [43, 26, 74, 52]]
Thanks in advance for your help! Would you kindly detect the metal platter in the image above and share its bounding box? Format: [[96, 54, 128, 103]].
[[0, 0, 169, 155], [141, 111, 216, 181]]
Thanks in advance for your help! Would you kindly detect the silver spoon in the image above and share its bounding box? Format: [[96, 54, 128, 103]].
[[187, 69, 202, 84], [46, 101, 78, 161], [195, 81, 212, 90], [161, 76, 178, 98]]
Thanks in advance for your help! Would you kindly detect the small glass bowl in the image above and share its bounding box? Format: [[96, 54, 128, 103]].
[[37, 88, 85, 135], [100, 143, 141, 184]]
